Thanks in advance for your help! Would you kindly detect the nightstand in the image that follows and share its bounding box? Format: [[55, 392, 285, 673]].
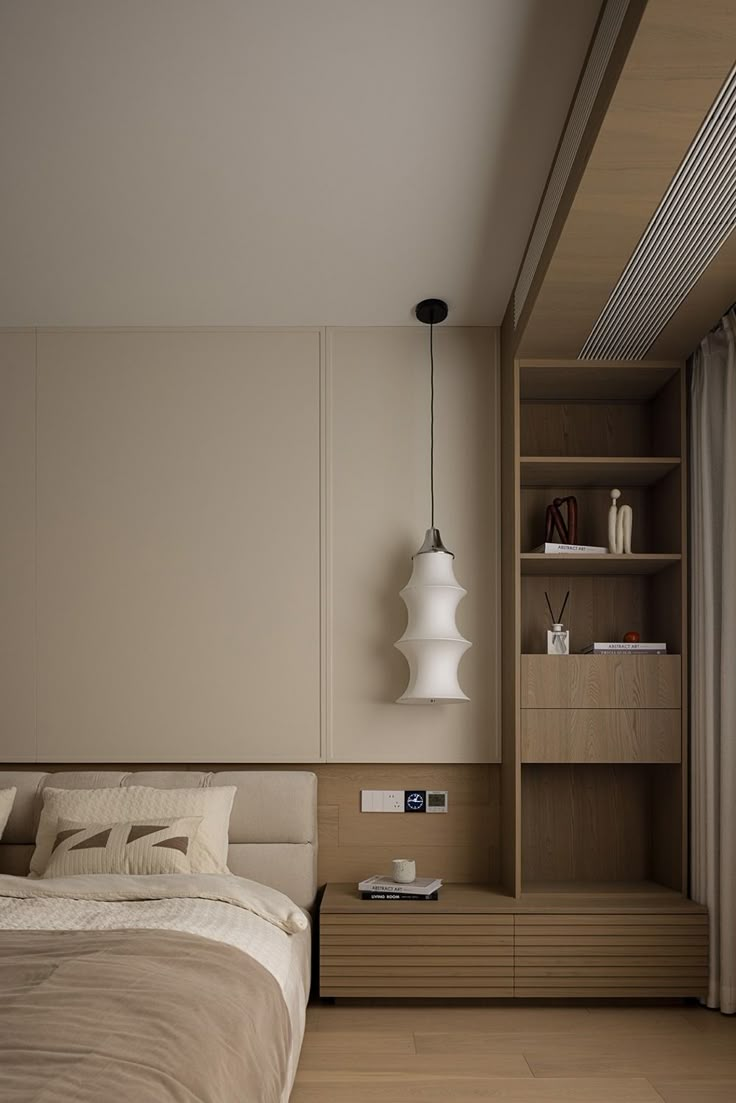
[[319, 882, 514, 998]]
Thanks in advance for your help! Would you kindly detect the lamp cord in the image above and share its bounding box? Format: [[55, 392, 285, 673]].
[[430, 321, 435, 529]]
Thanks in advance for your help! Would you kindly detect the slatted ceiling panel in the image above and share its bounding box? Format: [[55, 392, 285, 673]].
[[513, 0, 632, 326], [580, 62, 736, 359]]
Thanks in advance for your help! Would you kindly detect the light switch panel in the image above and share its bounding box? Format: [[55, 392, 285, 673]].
[[360, 790, 405, 812], [360, 790, 382, 812]]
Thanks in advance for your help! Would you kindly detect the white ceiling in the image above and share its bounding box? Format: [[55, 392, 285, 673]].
[[0, 1, 601, 327]]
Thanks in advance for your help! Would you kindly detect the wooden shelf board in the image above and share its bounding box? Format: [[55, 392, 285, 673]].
[[519, 362, 680, 402], [520, 652, 681, 657], [520, 456, 680, 486], [321, 883, 515, 914], [520, 553, 681, 576], [519, 882, 705, 914], [321, 882, 705, 915]]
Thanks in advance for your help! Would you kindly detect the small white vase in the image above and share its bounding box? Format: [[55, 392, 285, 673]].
[[547, 623, 570, 655]]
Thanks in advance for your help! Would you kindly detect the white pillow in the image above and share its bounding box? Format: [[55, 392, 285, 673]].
[[41, 816, 202, 878], [0, 787, 16, 839], [30, 785, 236, 877]]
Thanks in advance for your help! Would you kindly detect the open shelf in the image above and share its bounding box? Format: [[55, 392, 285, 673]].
[[501, 355, 688, 909], [521, 553, 681, 576], [518, 881, 703, 913], [520, 456, 680, 486], [521, 762, 684, 892], [519, 361, 681, 402]]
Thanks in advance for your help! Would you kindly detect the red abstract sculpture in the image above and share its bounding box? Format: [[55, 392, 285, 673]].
[[544, 495, 578, 545]]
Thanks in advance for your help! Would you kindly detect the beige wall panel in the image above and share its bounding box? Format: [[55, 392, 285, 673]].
[[35, 329, 321, 762], [0, 332, 36, 761], [328, 327, 499, 763]]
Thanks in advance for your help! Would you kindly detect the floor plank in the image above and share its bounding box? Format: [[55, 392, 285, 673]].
[[294, 1002, 730, 1103], [413, 1026, 717, 1055], [526, 1045, 736, 1079], [297, 1047, 532, 1078], [299, 1030, 416, 1056], [307, 1003, 606, 1033], [291, 1076, 663, 1102], [652, 1081, 736, 1102]]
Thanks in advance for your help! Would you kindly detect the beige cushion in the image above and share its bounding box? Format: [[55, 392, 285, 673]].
[[30, 786, 236, 877], [42, 816, 202, 878], [0, 789, 16, 840]]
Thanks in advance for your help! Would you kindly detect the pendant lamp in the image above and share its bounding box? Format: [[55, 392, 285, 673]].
[[395, 299, 471, 704]]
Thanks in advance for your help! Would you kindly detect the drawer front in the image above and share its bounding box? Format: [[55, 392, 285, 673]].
[[320, 914, 513, 997], [514, 913, 708, 998], [521, 708, 681, 762], [522, 655, 681, 708]]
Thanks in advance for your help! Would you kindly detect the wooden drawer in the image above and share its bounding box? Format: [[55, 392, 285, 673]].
[[522, 655, 681, 708], [320, 914, 513, 997], [514, 913, 708, 998], [521, 708, 681, 762]]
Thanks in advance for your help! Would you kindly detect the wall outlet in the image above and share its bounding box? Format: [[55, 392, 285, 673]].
[[360, 789, 404, 812]]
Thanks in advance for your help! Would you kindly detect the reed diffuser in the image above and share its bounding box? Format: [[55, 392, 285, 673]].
[[545, 590, 570, 655]]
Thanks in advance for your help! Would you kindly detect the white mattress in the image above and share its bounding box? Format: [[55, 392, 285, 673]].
[[0, 876, 311, 1102]]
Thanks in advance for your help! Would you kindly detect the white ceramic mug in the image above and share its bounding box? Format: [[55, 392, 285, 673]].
[[392, 858, 416, 884]]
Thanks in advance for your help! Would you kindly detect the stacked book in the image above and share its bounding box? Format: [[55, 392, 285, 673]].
[[533, 542, 608, 554], [581, 642, 667, 655], [358, 875, 442, 901]]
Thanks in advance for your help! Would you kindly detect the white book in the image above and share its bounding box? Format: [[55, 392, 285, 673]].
[[534, 542, 608, 554], [582, 642, 667, 652], [358, 875, 443, 896]]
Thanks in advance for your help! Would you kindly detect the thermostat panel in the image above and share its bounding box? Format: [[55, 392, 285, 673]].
[[426, 790, 448, 813]]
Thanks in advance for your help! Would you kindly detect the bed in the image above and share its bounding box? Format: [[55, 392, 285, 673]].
[[0, 769, 317, 1103]]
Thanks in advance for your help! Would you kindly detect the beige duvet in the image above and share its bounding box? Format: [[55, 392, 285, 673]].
[[0, 926, 291, 1103]]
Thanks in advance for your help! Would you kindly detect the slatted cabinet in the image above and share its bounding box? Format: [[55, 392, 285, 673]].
[[320, 885, 513, 998], [514, 912, 709, 998], [319, 885, 708, 999]]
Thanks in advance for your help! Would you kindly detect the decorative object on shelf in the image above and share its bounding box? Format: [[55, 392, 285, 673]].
[[545, 590, 570, 655], [534, 541, 607, 554], [608, 488, 633, 553], [544, 495, 578, 545], [623, 631, 641, 643], [357, 877, 443, 895], [395, 299, 471, 704], [391, 858, 416, 884]]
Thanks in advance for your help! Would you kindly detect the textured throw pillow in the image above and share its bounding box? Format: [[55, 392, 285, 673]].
[[41, 816, 202, 878], [0, 788, 16, 839], [30, 786, 236, 877]]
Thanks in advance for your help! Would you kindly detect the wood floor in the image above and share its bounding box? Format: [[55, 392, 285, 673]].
[[292, 1001, 736, 1102]]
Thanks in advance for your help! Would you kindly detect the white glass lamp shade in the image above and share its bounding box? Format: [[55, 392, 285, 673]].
[[395, 531, 471, 704]]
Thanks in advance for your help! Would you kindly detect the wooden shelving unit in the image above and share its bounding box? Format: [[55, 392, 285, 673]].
[[502, 358, 690, 908], [520, 553, 680, 576], [520, 456, 681, 486]]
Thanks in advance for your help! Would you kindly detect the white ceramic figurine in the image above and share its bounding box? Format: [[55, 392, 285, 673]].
[[608, 488, 633, 554]]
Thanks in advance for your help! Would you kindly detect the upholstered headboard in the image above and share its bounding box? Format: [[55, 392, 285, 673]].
[[0, 770, 318, 910]]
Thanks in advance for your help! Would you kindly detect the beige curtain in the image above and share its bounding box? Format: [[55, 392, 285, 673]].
[[691, 308, 736, 1014]]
